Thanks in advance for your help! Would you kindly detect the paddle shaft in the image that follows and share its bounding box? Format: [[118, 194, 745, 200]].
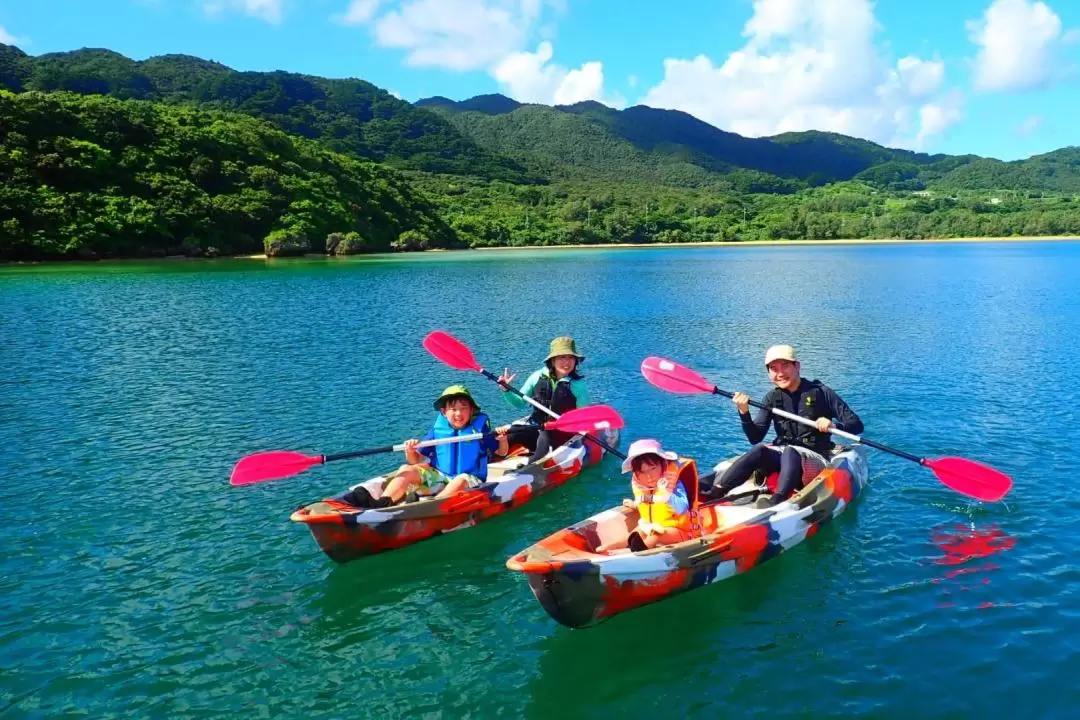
[[710, 387, 924, 465], [479, 368, 626, 459], [323, 432, 487, 463]]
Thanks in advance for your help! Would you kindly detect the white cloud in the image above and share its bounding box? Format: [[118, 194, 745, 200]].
[[915, 90, 964, 147], [969, 0, 1070, 92], [342, 0, 620, 107], [639, 0, 962, 149], [896, 56, 945, 98], [203, 0, 284, 24], [492, 41, 622, 107], [335, 0, 382, 26], [369, 0, 545, 71], [0, 23, 27, 46], [1016, 114, 1043, 135]]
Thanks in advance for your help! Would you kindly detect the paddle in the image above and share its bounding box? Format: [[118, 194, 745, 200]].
[[423, 330, 627, 459], [640, 356, 1013, 503], [229, 405, 624, 486]]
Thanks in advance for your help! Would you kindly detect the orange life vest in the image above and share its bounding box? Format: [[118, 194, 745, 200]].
[[632, 457, 698, 531]]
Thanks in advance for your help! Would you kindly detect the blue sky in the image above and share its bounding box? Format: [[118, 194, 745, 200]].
[[2, 0, 1078, 160]]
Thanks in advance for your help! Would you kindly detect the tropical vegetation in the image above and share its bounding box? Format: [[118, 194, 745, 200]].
[[2, 43, 1078, 261]]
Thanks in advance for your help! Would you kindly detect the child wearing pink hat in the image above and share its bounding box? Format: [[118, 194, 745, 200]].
[[599, 438, 699, 552]]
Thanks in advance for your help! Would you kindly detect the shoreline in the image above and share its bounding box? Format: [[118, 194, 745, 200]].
[[4, 235, 1079, 265], [230, 235, 1080, 259], [468, 235, 1080, 252]]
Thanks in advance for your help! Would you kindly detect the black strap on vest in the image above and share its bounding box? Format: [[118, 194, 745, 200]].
[[530, 375, 577, 423]]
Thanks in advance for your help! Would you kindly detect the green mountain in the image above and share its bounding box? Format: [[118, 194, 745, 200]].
[[0, 89, 454, 261], [0, 45, 537, 183], [927, 148, 1080, 192], [3, 43, 1080, 262], [418, 94, 961, 189], [418, 93, 1080, 194]]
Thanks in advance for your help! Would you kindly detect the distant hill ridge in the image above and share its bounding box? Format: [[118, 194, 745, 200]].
[[3, 43, 1078, 193]]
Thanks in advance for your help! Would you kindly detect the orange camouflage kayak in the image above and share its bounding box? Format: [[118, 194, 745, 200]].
[[506, 445, 869, 628], [291, 427, 620, 563]]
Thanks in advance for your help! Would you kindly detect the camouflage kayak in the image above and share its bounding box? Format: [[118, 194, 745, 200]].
[[505, 445, 869, 628], [290, 427, 620, 564]]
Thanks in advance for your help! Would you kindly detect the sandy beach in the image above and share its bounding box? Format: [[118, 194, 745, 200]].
[[9, 236, 1076, 265], [468, 235, 1080, 252], [231, 235, 1080, 260]]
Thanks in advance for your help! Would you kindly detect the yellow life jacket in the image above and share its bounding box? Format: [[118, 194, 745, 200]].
[[632, 458, 698, 531]]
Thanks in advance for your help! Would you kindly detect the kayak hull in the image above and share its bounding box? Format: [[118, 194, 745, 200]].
[[506, 445, 869, 628], [291, 428, 619, 564]]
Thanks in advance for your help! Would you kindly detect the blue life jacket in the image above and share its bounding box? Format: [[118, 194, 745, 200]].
[[431, 412, 490, 480]]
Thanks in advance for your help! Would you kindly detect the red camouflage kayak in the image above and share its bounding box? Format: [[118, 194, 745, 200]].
[[506, 445, 869, 628], [291, 427, 620, 563]]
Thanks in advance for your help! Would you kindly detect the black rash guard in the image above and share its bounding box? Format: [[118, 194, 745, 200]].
[[740, 378, 864, 456]]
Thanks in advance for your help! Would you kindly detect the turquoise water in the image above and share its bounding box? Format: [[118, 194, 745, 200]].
[[2, 242, 1079, 717]]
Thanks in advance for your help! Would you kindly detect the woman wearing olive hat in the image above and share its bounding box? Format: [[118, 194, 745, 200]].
[[497, 336, 589, 462]]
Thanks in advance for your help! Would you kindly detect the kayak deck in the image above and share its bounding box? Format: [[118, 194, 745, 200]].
[[506, 445, 869, 627], [291, 428, 619, 563]]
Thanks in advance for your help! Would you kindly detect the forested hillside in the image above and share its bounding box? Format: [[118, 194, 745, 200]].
[[2, 43, 1078, 261]]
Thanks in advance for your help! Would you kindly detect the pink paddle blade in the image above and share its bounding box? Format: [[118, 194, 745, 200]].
[[641, 356, 716, 395], [230, 450, 324, 486], [545, 404, 625, 433], [423, 330, 482, 372], [925, 456, 1013, 502]]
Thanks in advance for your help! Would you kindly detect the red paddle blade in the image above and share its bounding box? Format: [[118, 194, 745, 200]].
[[925, 457, 1013, 502], [546, 405, 625, 433], [230, 450, 324, 486], [640, 356, 716, 394], [423, 330, 482, 372]]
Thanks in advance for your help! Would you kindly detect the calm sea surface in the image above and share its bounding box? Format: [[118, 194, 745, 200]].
[[2, 241, 1079, 718]]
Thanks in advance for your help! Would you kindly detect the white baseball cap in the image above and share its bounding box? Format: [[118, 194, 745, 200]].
[[764, 344, 798, 366]]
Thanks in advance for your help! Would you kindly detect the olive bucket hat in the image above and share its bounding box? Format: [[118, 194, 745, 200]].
[[544, 336, 585, 363], [433, 384, 480, 411]]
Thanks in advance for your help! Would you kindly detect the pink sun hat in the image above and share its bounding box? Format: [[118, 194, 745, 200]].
[[621, 438, 678, 474]]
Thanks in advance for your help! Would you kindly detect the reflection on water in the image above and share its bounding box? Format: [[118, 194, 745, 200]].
[[930, 523, 1017, 610]]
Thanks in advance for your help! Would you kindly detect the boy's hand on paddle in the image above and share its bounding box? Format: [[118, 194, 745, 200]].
[[497, 368, 516, 388], [732, 392, 750, 414], [815, 417, 833, 433], [495, 424, 511, 435], [403, 439, 420, 451]]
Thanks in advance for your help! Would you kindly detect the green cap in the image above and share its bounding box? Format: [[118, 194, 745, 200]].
[[433, 384, 480, 411], [544, 336, 585, 363]]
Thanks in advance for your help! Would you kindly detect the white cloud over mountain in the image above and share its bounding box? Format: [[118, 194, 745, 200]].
[[639, 0, 962, 149]]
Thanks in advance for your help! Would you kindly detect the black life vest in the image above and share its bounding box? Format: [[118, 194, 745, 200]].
[[529, 371, 578, 423], [766, 379, 833, 456]]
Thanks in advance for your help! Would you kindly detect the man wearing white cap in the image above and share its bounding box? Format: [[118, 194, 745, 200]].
[[706, 344, 863, 506]]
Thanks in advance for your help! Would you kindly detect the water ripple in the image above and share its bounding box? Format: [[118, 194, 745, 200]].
[[2, 244, 1080, 716]]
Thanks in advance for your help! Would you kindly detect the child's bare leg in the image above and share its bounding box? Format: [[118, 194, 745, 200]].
[[382, 467, 421, 503], [643, 527, 688, 548], [596, 536, 629, 553], [434, 474, 469, 499]]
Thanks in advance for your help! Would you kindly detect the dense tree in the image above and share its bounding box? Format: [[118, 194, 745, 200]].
[[0, 91, 454, 260], [2, 42, 1080, 261], [3, 44, 537, 183]]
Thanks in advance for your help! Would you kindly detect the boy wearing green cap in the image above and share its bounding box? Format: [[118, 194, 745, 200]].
[[343, 385, 509, 508], [497, 336, 589, 462]]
